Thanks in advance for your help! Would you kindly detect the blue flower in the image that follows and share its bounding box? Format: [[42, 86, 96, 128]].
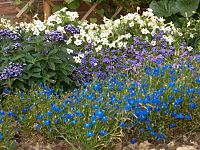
[[44, 120, 51, 126], [174, 97, 183, 105], [99, 130, 107, 136], [175, 113, 184, 119], [168, 82, 175, 87], [119, 122, 126, 128], [95, 110, 104, 119], [46, 111, 53, 117], [189, 103, 197, 109], [35, 124, 41, 130], [169, 123, 176, 128], [86, 131, 94, 137], [0, 132, 3, 140], [71, 120, 77, 125], [185, 114, 192, 120], [84, 123, 91, 128], [37, 114, 43, 120], [131, 138, 136, 144]]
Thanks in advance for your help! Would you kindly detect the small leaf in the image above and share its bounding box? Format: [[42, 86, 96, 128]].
[[64, 0, 74, 4], [48, 62, 56, 70], [32, 73, 42, 78], [90, 18, 97, 23], [67, 0, 80, 9]]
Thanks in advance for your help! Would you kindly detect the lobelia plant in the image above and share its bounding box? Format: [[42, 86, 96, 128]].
[[1, 59, 199, 149]]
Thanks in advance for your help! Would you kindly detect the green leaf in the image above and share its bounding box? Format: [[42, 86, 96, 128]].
[[48, 62, 56, 70], [12, 54, 24, 61], [176, 0, 200, 17], [83, 0, 91, 2], [90, 18, 97, 23], [61, 69, 70, 76], [32, 72, 42, 78], [67, 0, 80, 9], [150, 0, 178, 17], [64, 0, 75, 4], [31, 68, 41, 73], [26, 64, 33, 71]]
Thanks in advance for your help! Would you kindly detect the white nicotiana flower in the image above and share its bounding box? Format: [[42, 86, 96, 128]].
[[78, 53, 84, 58], [190, 33, 194, 38], [164, 35, 174, 45], [178, 32, 183, 36], [66, 48, 73, 54], [55, 17, 62, 24], [73, 56, 81, 63], [143, 9, 154, 17], [129, 21, 134, 27], [117, 42, 124, 48], [187, 21, 191, 27], [187, 46, 193, 52], [124, 33, 132, 39], [158, 17, 165, 23], [60, 7, 67, 12], [95, 45, 102, 52], [113, 19, 120, 27], [66, 38, 72, 45], [151, 40, 156, 46], [57, 26, 64, 32], [141, 28, 149, 34], [65, 11, 79, 21], [74, 39, 82, 46]]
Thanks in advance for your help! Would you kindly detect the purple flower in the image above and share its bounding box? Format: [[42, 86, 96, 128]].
[[0, 62, 24, 80], [64, 24, 80, 34]]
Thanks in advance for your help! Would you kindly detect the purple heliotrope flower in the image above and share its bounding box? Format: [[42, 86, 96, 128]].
[[0, 62, 24, 80], [64, 24, 80, 35], [45, 30, 66, 42]]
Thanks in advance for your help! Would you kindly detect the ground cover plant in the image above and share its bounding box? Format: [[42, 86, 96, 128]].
[[0, 7, 200, 150]]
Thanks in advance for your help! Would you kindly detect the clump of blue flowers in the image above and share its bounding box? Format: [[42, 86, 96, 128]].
[[1, 61, 199, 149]]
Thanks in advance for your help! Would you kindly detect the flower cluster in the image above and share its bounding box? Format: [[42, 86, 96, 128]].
[[64, 24, 80, 35], [74, 32, 194, 83], [0, 62, 24, 80], [1, 61, 199, 149], [45, 30, 66, 42], [0, 29, 20, 40]]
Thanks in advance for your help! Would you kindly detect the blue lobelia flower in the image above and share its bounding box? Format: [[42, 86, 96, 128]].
[[86, 131, 94, 137], [99, 130, 107, 136], [44, 120, 51, 126]]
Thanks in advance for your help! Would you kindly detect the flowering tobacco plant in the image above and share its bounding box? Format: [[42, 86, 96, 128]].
[[1, 60, 199, 149]]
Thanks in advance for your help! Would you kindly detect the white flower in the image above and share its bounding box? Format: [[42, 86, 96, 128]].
[[66, 38, 72, 45], [73, 56, 81, 63], [178, 32, 183, 36], [187, 21, 191, 27], [190, 33, 194, 38], [141, 28, 149, 34], [95, 45, 102, 52], [57, 26, 64, 32], [151, 40, 156, 46], [78, 53, 84, 58], [66, 48, 73, 54], [187, 46, 193, 52], [74, 39, 82, 46]]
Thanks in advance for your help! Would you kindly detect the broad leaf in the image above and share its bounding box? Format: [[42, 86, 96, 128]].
[[150, 0, 178, 17], [176, 0, 200, 17], [67, 0, 80, 9]]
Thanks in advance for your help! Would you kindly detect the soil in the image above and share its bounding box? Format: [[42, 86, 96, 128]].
[[15, 131, 200, 150]]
